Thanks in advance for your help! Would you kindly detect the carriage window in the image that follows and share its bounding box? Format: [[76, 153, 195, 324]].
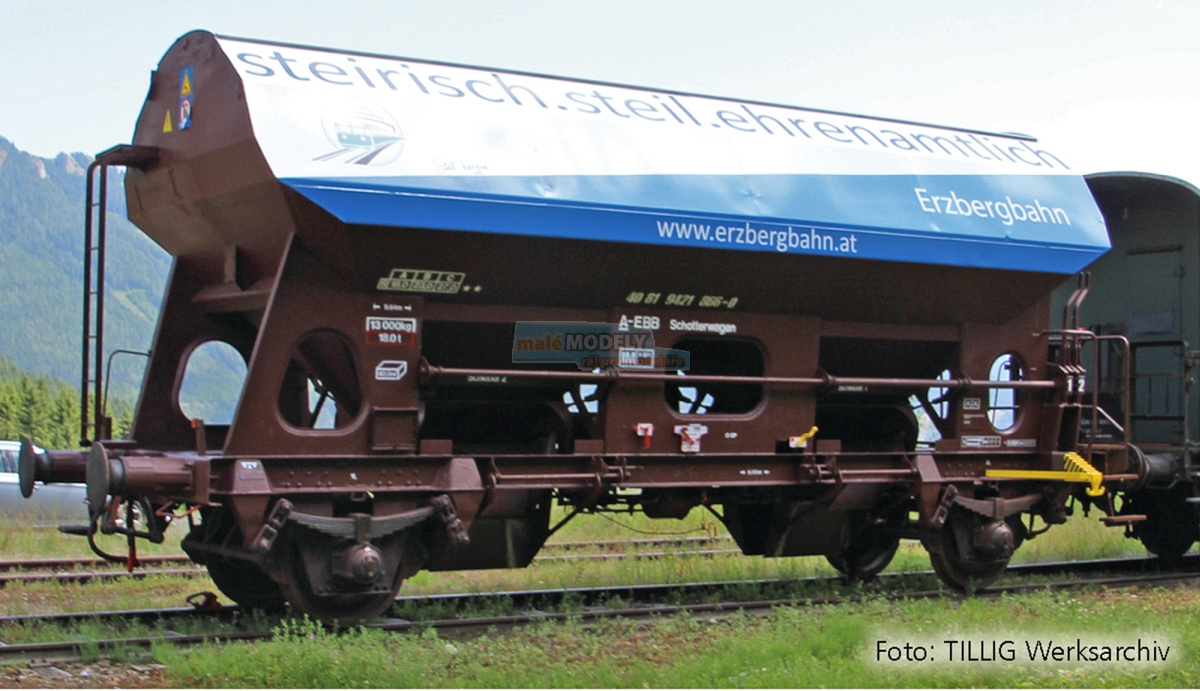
[[179, 340, 247, 424], [277, 331, 362, 431], [563, 382, 600, 414], [910, 368, 952, 443], [988, 354, 1024, 431], [665, 339, 763, 415]]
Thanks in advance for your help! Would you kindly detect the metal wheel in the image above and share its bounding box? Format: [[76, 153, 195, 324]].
[[184, 507, 286, 611], [278, 533, 402, 626], [927, 509, 1011, 591], [1127, 486, 1198, 562], [826, 524, 900, 581], [1139, 531, 1195, 562], [929, 549, 1008, 591], [205, 559, 286, 612]]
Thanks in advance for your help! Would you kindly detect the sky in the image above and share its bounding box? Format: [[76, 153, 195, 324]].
[[0, 0, 1197, 189]]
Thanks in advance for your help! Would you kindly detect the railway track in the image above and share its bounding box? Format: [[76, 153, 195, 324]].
[[0, 536, 737, 588], [0, 554, 1194, 665]]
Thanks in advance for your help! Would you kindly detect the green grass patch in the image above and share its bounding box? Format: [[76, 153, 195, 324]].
[[155, 586, 1200, 688], [0, 512, 187, 561], [404, 504, 1145, 598], [0, 502, 1152, 621], [0, 499, 1186, 687]]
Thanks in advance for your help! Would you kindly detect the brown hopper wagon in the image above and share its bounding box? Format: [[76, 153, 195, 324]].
[[22, 31, 1164, 624]]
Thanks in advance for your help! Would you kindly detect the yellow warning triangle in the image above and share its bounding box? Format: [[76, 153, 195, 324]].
[[163, 111, 173, 133], [181, 72, 192, 96]]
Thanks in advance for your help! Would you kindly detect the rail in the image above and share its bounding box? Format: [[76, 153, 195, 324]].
[[420, 364, 1061, 392], [1, 555, 1194, 667]]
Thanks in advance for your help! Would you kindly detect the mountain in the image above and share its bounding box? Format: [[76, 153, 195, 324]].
[[0, 137, 237, 423], [0, 136, 168, 398]]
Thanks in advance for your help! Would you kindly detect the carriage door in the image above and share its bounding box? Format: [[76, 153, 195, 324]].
[[1125, 245, 1189, 446]]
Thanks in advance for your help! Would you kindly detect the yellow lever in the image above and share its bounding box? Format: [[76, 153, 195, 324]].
[[985, 451, 1105, 497], [788, 426, 819, 449]]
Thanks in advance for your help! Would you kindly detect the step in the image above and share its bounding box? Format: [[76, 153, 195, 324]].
[[1100, 514, 1147, 526]]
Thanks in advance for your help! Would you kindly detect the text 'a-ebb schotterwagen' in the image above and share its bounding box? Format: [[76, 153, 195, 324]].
[[21, 30, 1173, 625]]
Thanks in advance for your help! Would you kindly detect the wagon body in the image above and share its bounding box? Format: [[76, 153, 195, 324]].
[[23, 31, 1131, 623]]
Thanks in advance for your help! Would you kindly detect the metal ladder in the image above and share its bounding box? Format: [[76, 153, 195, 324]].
[[79, 145, 157, 446]]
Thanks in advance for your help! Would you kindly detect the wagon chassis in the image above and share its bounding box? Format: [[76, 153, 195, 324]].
[[27, 271, 1149, 624], [64, 359, 1117, 620]]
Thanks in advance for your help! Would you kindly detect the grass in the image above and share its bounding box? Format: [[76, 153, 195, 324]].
[[0, 511, 186, 561], [0, 499, 1151, 618], [0, 511, 211, 616], [0, 497, 1177, 687], [405, 501, 1147, 598], [152, 585, 1200, 688]]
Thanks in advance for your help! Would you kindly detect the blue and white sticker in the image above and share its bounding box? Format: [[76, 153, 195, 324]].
[[178, 66, 193, 130], [213, 35, 1110, 274]]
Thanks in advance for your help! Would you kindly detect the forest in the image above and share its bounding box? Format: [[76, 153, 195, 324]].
[[0, 353, 132, 448], [0, 136, 168, 402], [0, 136, 236, 442]]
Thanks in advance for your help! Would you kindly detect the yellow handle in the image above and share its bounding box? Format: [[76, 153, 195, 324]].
[[789, 426, 819, 449], [985, 451, 1105, 497]]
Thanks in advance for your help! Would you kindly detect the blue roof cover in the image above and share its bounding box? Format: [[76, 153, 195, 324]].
[[217, 35, 1110, 274]]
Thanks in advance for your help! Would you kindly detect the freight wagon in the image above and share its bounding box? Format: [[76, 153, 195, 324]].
[[22, 31, 1163, 625]]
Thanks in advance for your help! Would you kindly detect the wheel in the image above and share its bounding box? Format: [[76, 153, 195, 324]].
[[205, 559, 286, 611], [927, 509, 1011, 591], [277, 528, 408, 626], [279, 543, 400, 626], [1140, 531, 1195, 562], [1127, 485, 1198, 562], [826, 524, 900, 581], [184, 507, 286, 611], [929, 548, 1008, 591]]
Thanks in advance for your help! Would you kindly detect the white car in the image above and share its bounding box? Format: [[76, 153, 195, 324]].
[[0, 440, 89, 527]]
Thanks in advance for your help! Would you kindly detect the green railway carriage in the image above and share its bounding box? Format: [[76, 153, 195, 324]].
[[1052, 172, 1200, 558]]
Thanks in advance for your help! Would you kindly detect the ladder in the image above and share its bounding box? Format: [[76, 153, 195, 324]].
[[80, 145, 157, 446]]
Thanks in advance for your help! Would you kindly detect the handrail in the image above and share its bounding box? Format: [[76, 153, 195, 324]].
[[420, 364, 1060, 391], [1129, 339, 1193, 448], [78, 145, 158, 446]]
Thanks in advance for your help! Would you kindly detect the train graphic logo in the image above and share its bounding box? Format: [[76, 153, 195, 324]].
[[313, 98, 405, 166]]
